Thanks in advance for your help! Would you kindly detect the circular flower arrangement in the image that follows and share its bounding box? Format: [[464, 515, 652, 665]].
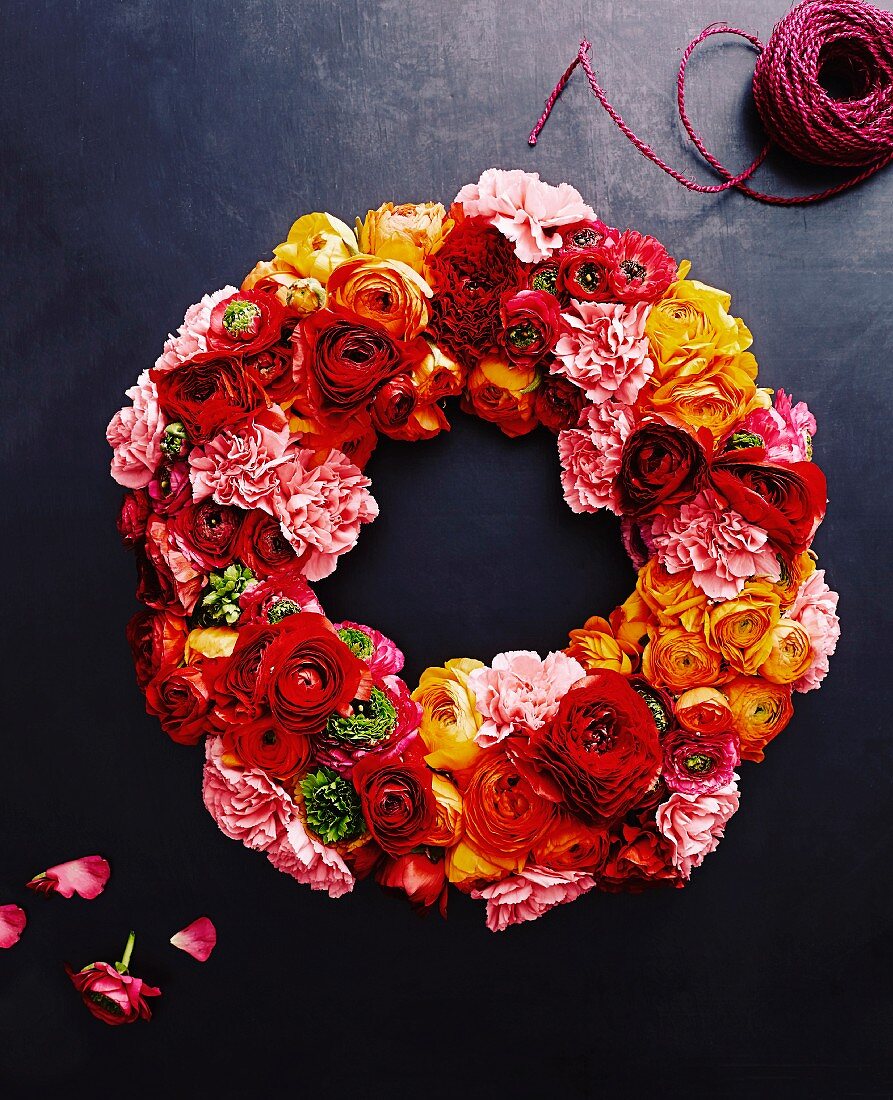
[[108, 169, 839, 931]]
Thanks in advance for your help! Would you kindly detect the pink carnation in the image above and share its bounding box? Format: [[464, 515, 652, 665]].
[[558, 401, 640, 515], [743, 388, 816, 463], [107, 371, 166, 489], [273, 448, 379, 581], [189, 406, 291, 511], [454, 168, 596, 263], [655, 777, 740, 880], [202, 737, 292, 852], [650, 489, 779, 600], [154, 286, 238, 372], [471, 866, 596, 931], [266, 818, 354, 898], [788, 569, 840, 692], [470, 650, 586, 748], [333, 621, 405, 676], [552, 300, 654, 404]]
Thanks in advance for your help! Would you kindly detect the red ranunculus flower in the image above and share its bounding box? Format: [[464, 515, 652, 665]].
[[598, 820, 680, 892], [244, 319, 300, 403], [151, 352, 268, 445], [126, 609, 188, 690], [222, 714, 312, 780], [135, 545, 181, 613], [371, 374, 418, 433], [66, 942, 160, 1026], [353, 742, 436, 856], [144, 662, 212, 745], [557, 219, 610, 253], [147, 461, 192, 516], [710, 447, 827, 556], [375, 850, 448, 916], [461, 749, 556, 859], [529, 670, 662, 824], [557, 246, 612, 301], [169, 500, 243, 571], [617, 422, 708, 517], [498, 289, 562, 365], [117, 490, 150, 547], [534, 373, 586, 433], [235, 510, 297, 576], [212, 622, 279, 721], [206, 289, 291, 357]]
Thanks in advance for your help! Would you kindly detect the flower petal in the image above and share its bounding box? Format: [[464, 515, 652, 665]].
[[27, 855, 111, 899], [170, 916, 216, 962], [0, 904, 26, 949]]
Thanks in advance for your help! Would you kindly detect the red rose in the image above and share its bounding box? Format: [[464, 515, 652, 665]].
[[117, 490, 150, 547], [498, 289, 562, 366], [534, 373, 586, 433], [710, 447, 827, 556], [169, 500, 243, 571], [375, 850, 448, 916], [222, 715, 312, 780], [206, 289, 291, 357], [371, 374, 418, 433], [618, 422, 708, 517], [151, 352, 268, 444], [126, 609, 188, 690], [461, 750, 556, 859], [557, 246, 612, 301], [353, 743, 436, 856], [66, 960, 160, 1026], [530, 670, 662, 824], [235, 510, 297, 576], [261, 612, 369, 736], [144, 663, 212, 745]]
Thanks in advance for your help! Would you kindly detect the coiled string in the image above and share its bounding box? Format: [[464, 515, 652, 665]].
[[528, 0, 893, 204]]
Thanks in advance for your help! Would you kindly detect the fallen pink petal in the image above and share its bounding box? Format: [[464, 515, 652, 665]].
[[0, 905, 27, 949], [27, 855, 111, 900], [170, 916, 217, 961]]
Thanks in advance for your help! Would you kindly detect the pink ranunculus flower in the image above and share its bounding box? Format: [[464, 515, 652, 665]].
[[189, 405, 291, 511], [558, 400, 640, 514], [170, 916, 217, 962], [655, 776, 740, 879], [471, 866, 597, 932], [26, 855, 111, 900], [333, 621, 405, 676], [266, 817, 355, 899], [273, 447, 379, 582], [202, 737, 292, 852], [552, 300, 654, 404], [154, 285, 239, 372], [650, 488, 780, 600], [145, 515, 205, 615], [743, 388, 816, 463], [454, 168, 596, 263], [0, 904, 27, 949], [107, 370, 167, 489], [788, 569, 840, 692], [469, 650, 586, 748]]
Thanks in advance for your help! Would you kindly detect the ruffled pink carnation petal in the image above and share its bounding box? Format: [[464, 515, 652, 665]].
[[455, 169, 596, 263], [107, 370, 166, 489], [189, 406, 291, 511], [202, 737, 293, 852], [558, 401, 640, 515], [743, 388, 816, 463], [0, 904, 27, 949], [552, 300, 653, 404], [266, 818, 354, 898], [650, 489, 779, 599], [154, 286, 239, 372], [471, 866, 596, 931], [788, 569, 840, 692], [170, 916, 217, 962], [26, 855, 111, 900], [470, 650, 586, 747], [655, 776, 740, 879]]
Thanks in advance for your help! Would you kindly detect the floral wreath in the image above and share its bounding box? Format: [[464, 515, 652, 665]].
[[108, 169, 839, 932]]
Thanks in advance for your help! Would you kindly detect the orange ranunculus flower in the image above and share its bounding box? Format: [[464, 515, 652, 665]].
[[703, 581, 781, 676], [273, 212, 358, 284], [460, 751, 555, 861], [636, 559, 708, 634], [445, 838, 519, 889], [409, 340, 465, 404], [325, 254, 433, 340], [413, 658, 484, 773], [461, 354, 539, 438], [610, 589, 653, 655], [759, 620, 813, 684], [358, 201, 452, 273], [422, 774, 464, 848], [774, 550, 817, 607], [567, 615, 639, 675], [640, 354, 758, 443], [725, 675, 794, 762], [642, 626, 725, 694], [287, 408, 378, 468], [241, 258, 327, 314], [532, 815, 609, 874], [674, 686, 733, 734]]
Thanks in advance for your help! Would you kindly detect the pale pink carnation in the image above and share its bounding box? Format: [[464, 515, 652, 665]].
[[189, 406, 291, 511], [273, 447, 379, 581], [454, 168, 596, 263], [650, 489, 779, 600], [154, 285, 238, 372], [107, 370, 166, 489], [333, 621, 405, 676], [470, 650, 586, 748], [471, 866, 596, 931], [552, 300, 654, 404], [266, 818, 354, 898], [558, 401, 640, 514], [788, 569, 840, 692], [202, 737, 292, 852], [656, 776, 740, 880], [743, 388, 816, 463]]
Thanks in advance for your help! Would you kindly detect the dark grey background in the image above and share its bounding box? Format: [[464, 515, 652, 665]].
[[2, 0, 891, 1095]]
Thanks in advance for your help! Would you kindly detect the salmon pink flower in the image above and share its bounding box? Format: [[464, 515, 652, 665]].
[[0, 904, 26, 948], [170, 916, 217, 961], [471, 866, 596, 931], [27, 855, 110, 900], [656, 777, 740, 879], [558, 401, 640, 515], [154, 285, 238, 372], [788, 569, 840, 692], [107, 371, 167, 489], [552, 301, 654, 404], [67, 931, 160, 1026]]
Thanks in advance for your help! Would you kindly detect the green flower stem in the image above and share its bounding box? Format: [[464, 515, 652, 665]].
[[117, 930, 136, 974]]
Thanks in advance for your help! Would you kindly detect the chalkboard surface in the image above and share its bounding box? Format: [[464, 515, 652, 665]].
[[2, 1, 891, 1094]]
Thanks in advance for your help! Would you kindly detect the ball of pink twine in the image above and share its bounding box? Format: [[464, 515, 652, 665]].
[[529, 0, 893, 204]]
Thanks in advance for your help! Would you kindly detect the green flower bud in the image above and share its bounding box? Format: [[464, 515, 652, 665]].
[[724, 430, 764, 452], [160, 421, 188, 460], [221, 299, 262, 337], [299, 767, 366, 845], [199, 563, 255, 625], [325, 687, 397, 747], [631, 683, 671, 733], [267, 598, 302, 624], [337, 627, 375, 661]]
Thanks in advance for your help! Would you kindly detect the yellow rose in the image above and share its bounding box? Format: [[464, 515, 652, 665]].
[[413, 658, 484, 772], [422, 774, 464, 847], [444, 839, 520, 888], [326, 254, 432, 339], [704, 581, 781, 675], [358, 201, 452, 273], [642, 354, 758, 442], [726, 675, 793, 762], [759, 620, 813, 684], [642, 626, 725, 693], [636, 559, 708, 633], [567, 615, 638, 674], [273, 212, 358, 284], [184, 627, 238, 661]]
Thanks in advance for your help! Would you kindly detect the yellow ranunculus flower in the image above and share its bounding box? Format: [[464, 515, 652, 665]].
[[422, 774, 464, 848], [759, 620, 813, 684], [326, 254, 432, 339], [610, 588, 653, 654], [635, 559, 708, 634], [642, 626, 725, 694], [410, 340, 465, 403], [462, 354, 539, 438], [358, 201, 452, 273], [273, 212, 358, 284], [412, 658, 484, 772], [704, 581, 781, 675], [567, 615, 637, 675], [184, 627, 238, 662], [444, 839, 521, 888], [241, 257, 326, 314], [642, 354, 758, 443]]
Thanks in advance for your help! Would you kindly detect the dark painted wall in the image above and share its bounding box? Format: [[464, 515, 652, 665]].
[[2, 0, 891, 1094]]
